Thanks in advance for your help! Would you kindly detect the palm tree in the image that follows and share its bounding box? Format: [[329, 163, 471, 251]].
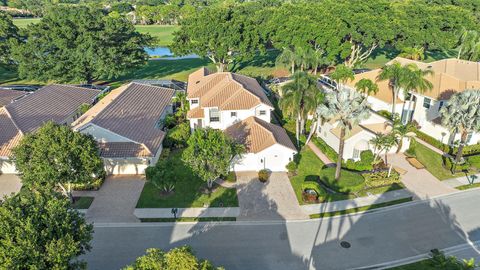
[[330, 64, 355, 91], [399, 46, 425, 61], [377, 61, 410, 117], [389, 116, 414, 153], [355, 78, 379, 96], [276, 47, 297, 75], [295, 46, 312, 72], [280, 72, 319, 146], [317, 88, 371, 180], [369, 133, 397, 165], [402, 65, 433, 123], [310, 49, 326, 75], [440, 90, 480, 163], [457, 30, 480, 61]]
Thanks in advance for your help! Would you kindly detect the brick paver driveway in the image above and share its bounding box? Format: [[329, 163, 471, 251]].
[[0, 174, 22, 199], [83, 175, 145, 223], [236, 172, 308, 221]]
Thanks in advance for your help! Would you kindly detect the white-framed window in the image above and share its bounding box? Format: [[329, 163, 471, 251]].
[[353, 149, 360, 159], [438, 100, 445, 111], [231, 111, 237, 117], [209, 108, 220, 122], [423, 97, 431, 109], [259, 110, 266, 116], [191, 99, 199, 105]]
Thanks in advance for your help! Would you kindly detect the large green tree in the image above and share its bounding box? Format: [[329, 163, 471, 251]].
[[11, 6, 152, 83], [11, 122, 105, 200], [0, 188, 93, 269], [0, 11, 19, 65], [440, 90, 480, 163], [182, 128, 243, 189], [317, 87, 371, 180], [171, 3, 268, 72], [124, 246, 222, 270]]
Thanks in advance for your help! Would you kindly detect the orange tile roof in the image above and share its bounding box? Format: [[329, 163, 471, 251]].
[[0, 108, 22, 158], [225, 116, 296, 153], [186, 68, 273, 117], [347, 70, 403, 104], [186, 106, 204, 119]]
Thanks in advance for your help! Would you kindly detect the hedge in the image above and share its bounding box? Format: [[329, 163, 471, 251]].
[[312, 137, 338, 162], [363, 171, 401, 189], [301, 181, 326, 197], [414, 129, 480, 156]]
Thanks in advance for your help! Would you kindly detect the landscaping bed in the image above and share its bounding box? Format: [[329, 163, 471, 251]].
[[136, 149, 239, 208]]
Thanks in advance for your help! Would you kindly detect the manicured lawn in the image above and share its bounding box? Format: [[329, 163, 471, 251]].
[[413, 141, 464, 180], [319, 167, 365, 193], [140, 217, 236, 222], [310, 197, 412, 218], [136, 149, 238, 208], [134, 25, 180, 46], [72, 197, 94, 209], [456, 182, 480, 190], [12, 18, 41, 28]]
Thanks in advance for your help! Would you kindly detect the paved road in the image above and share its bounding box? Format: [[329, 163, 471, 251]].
[[84, 189, 480, 270]]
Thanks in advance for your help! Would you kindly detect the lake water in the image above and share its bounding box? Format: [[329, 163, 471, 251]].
[[145, 47, 199, 60]]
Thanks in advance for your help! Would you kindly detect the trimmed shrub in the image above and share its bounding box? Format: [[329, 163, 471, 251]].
[[301, 181, 326, 203], [72, 178, 104, 191], [286, 161, 298, 174], [345, 150, 374, 171], [377, 110, 392, 120], [258, 169, 269, 182], [163, 122, 191, 149], [363, 170, 401, 188], [444, 157, 470, 173], [467, 155, 480, 169], [312, 137, 338, 162], [224, 171, 237, 183]]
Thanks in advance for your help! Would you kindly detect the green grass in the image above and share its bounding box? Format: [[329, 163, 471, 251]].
[[319, 167, 365, 193], [136, 149, 238, 208], [12, 18, 41, 28], [72, 197, 94, 209], [413, 141, 464, 180], [456, 182, 480, 190], [309, 197, 413, 218], [134, 25, 180, 46], [387, 259, 438, 270], [140, 217, 236, 222]]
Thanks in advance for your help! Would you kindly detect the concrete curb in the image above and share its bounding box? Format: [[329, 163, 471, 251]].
[[134, 207, 240, 218]]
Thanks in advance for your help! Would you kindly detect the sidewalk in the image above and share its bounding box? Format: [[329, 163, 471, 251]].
[[443, 173, 480, 188], [134, 207, 240, 219], [301, 189, 412, 215], [307, 141, 335, 166]]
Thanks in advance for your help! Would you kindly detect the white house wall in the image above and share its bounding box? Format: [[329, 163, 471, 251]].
[[0, 159, 17, 174], [231, 144, 297, 172], [200, 104, 272, 130], [78, 124, 132, 143]]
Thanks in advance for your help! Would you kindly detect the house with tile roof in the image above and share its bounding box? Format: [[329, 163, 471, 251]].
[[187, 68, 297, 172], [0, 85, 101, 174], [347, 57, 480, 146], [73, 83, 175, 175], [0, 89, 27, 107]]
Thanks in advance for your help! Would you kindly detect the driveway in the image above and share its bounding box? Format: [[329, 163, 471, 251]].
[[236, 172, 308, 221], [0, 174, 21, 199], [389, 153, 457, 199], [83, 175, 145, 223]]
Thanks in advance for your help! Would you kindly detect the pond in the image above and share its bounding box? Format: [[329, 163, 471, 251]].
[[145, 47, 199, 60]]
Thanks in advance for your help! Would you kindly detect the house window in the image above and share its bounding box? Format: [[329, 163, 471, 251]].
[[231, 112, 237, 117], [209, 108, 220, 122], [191, 99, 198, 105], [259, 110, 266, 116], [467, 132, 473, 144], [423, 97, 431, 109], [438, 101, 445, 112], [353, 149, 360, 159]]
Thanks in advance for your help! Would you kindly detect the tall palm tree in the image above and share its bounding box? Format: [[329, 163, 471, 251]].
[[377, 61, 410, 117], [317, 88, 371, 180], [457, 30, 480, 62], [355, 78, 379, 96], [402, 65, 433, 123], [276, 47, 297, 75], [330, 64, 355, 91], [280, 72, 319, 146], [389, 116, 413, 153], [369, 133, 397, 165], [399, 46, 425, 61], [310, 49, 326, 75], [440, 90, 480, 163], [295, 46, 312, 72]]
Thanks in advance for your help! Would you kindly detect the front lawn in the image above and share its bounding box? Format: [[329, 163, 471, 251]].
[[72, 197, 94, 209], [134, 25, 180, 46], [136, 149, 238, 208], [413, 140, 464, 180], [319, 167, 365, 193]]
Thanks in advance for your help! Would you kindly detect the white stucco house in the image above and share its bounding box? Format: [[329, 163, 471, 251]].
[[347, 57, 480, 146], [186, 68, 297, 172], [0, 85, 101, 174], [316, 111, 410, 161], [73, 83, 175, 175]]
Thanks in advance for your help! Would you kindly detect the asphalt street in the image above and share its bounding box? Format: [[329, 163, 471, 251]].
[[83, 189, 480, 270]]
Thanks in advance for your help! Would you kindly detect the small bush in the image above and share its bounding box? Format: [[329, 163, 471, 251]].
[[312, 137, 339, 162], [72, 178, 104, 191], [377, 110, 392, 120], [467, 154, 480, 169], [444, 156, 470, 173], [363, 170, 401, 188], [286, 161, 298, 174], [301, 181, 326, 203], [163, 122, 191, 149], [344, 150, 374, 171], [224, 172, 236, 183], [258, 169, 269, 182]]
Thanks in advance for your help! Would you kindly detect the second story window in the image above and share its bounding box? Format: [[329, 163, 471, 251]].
[[231, 112, 237, 117], [423, 97, 431, 109], [209, 108, 220, 122], [191, 99, 199, 105], [259, 110, 266, 116]]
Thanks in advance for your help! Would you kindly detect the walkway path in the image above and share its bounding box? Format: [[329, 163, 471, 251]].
[[443, 173, 480, 188], [134, 207, 240, 219], [235, 172, 308, 221], [301, 189, 412, 215], [307, 141, 335, 166], [388, 153, 457, 199], [84, 175, 145, 223]]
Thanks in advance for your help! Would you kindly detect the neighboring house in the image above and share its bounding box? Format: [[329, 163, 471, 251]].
[[0, 85, 101, 174], [347, 57, 480, 146], [186, 68, 297, 172], [316, 111, 409, 160], [73, 83, 175, 175]]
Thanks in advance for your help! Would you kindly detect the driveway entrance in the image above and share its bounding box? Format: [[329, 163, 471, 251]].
[[0, 174, 21, 199], [236, 172, 308, 221]]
